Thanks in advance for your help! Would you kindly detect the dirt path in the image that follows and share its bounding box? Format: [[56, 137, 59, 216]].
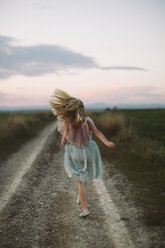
[[0, 122, 163, 248]]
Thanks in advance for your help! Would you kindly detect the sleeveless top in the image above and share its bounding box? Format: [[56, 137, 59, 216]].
[[57, 116, 96, 148], [57, 116, 97, 173]]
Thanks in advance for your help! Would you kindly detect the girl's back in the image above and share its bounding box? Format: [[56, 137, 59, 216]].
[[57, 116, 96, 148]]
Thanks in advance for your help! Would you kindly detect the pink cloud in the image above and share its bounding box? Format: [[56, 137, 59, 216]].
[[0, 85, 164, 107], [81, 86, 165, 105]]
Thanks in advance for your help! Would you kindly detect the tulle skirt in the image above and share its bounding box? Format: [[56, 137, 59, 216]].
[[64, 139, 102, 183]]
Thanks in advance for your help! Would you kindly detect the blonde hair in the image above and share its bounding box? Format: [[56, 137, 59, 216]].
[[49, 89, 85, 127]]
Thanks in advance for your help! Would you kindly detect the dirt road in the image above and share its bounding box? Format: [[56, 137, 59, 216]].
[[0, 122, 163, 248]]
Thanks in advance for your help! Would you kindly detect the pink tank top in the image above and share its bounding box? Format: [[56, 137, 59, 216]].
[[57, 116, 95, 148]]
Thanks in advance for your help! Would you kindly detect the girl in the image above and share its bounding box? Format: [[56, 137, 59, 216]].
[[49, 89, 115, 218]]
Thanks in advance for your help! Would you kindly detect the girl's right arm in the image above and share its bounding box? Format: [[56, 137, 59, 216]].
[[87, 119, 115, 148], [60, 122, 68, 147]]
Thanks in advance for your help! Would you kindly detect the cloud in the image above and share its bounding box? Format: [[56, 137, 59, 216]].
[[0, 91, 25, 103], [1, 85, 164, 106], [98, 66, 146, 71], [0, 92, 7, 100], [0, 91, 46, 106], [0, 35, 147, 79], [83, 86, 165, 105]]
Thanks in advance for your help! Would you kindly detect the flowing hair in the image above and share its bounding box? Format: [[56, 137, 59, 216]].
[[49, 89, 85, 128]]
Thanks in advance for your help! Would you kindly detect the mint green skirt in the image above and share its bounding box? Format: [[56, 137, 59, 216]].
[[64, 133, 102, 183]]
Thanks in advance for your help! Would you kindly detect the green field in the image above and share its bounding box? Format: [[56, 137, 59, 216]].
[[89, 108, 165, 226], [121, 108, 165, 146]]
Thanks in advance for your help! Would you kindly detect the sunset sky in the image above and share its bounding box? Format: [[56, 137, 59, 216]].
[[0, 0, 165, 107]]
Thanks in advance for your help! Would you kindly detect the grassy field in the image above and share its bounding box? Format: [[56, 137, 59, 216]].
[[0, 110, 56, 164], [88, 108, 165, 226], [121, 108, 165, 147], [1, 108, 164, 226]]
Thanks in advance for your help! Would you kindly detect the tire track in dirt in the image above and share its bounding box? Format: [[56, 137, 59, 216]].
[[93, 178, 135, 248]]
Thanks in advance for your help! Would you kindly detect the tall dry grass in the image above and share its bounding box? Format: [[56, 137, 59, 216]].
[[0, 110, 55, 163], [96, 113, 125, 136]]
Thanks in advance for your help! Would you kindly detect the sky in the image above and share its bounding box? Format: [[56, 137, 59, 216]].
[[0, 0, 165, 107]]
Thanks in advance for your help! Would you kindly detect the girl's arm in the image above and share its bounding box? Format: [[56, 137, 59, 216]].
[[61, 135, 67, 146], [87, 119, 115, 148], [61, 123, 68, 146]]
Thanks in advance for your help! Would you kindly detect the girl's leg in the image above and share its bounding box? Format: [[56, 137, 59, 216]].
[[78, 181, 87, 199], [77, 180, 87, 211]]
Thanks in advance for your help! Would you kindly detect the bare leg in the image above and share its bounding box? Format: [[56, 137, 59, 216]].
[[78, 181, 87, 199], [77, 180, 87, 211]]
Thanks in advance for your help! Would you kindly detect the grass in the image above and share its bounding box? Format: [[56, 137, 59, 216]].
[[0, 110, 56, 164], [121, 108, 165, 146], [87, 109, 165, 226]]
